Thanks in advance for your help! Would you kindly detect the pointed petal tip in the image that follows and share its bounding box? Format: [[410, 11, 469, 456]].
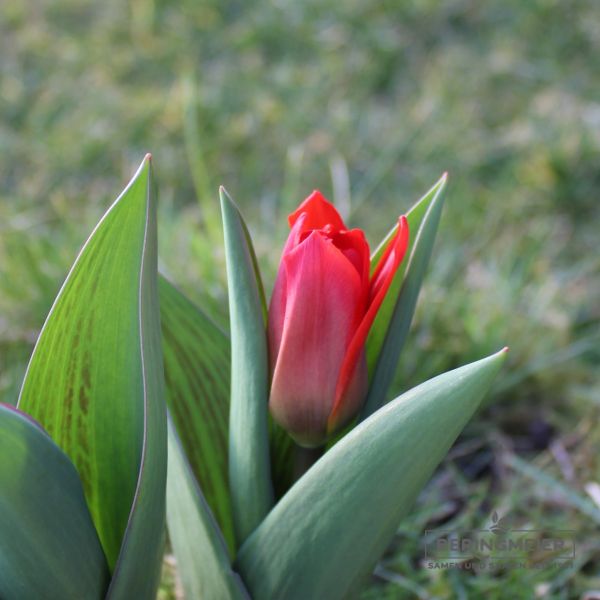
[[288, 190, 346, 231]]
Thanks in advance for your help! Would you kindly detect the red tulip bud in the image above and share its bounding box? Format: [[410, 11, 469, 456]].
[[268, 191, 409, 447]]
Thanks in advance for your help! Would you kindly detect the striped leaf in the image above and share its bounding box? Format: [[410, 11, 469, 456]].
[[159, 276, 235, 551], [18, 156, 167, 598]]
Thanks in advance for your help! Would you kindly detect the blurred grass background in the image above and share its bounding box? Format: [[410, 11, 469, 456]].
[[1, 0, 599, 598]]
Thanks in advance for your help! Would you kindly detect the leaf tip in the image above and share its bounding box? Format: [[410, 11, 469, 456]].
[[488, 346, 509, 368], [219, 185, 233, 207]]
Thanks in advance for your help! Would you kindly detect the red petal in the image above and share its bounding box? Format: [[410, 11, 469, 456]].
[[329, 228, 370, 286], [268, 213, 309, 367], [269, 231, 362, 446], [328, 215, 409, 430], [370, 217, 408, 301], [328, 227, 371, 316], [288, 190, 346, 232]]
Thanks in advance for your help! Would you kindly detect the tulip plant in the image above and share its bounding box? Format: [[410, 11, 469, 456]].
[[0, 155, 507, 600]]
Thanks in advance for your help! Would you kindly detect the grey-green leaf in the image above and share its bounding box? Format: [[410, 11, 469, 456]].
[[220, 187, 273, 545], [0, 403, 109, 600], [236, 348, 507, 600], [166, 418, 249, 600], [159, 275, 235, 551], [362, 174, 447, 419]]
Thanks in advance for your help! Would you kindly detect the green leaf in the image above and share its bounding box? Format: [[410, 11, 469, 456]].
[[236, 348, 508, 600], [159, 275, 235, 551], [366, 173, 447, 373], [269, 419, 295, 499], [0, 403, 109, 600], [17, 156, 167, 598], [166, 418, 249, 600], [362, 174, 447, 419], [220, 187, 273, 545], [159, 275, 295, 511]]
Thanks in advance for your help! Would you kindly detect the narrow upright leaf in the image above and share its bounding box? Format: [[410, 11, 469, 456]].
[[362, 174, 447, 419], [0, 404, 109, 600], [160, 275, 295, 511], [366, 173, 447, 375], [159, 276, 235, 551], [237, 349, 507, 600], [220, 187, 273, 545], [17, 156, 167, 598], [166, 418, 249, 600], [107, 158, 166, 599]]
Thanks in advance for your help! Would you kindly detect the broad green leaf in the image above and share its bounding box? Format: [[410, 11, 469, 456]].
[[237, 348, 508, 600], [220, 187, 273, 544], [0, 403, 109, 600], [166, 418, 249, 600], [18, 156, 167, 598], [362, 174, 447, 419], [159, 275, 235, 551]]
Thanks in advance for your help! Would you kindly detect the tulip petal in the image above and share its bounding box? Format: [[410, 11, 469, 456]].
[[268, 215, 308, 366], [329, 216, 409, 431], [328, 228, 371, 303], [269, 231, 362, 446], [288, 190, 346, 232], [370, 216, 409, 301]]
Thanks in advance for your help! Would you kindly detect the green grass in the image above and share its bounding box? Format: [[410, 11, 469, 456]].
[[1, 0, 599, 597]]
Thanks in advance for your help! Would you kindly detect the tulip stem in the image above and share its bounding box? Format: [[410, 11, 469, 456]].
[[293, 444, 324, 481]]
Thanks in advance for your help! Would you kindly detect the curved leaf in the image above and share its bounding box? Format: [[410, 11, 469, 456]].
[[237, 349, 507, 600], [220, 187, 273, 545], [365, 173, 447, 376], [107, 157, 167, 599], [362, 174, 447, 419], [17, 156, 166, 598], [159, 276, 295, 543], [0, 404, 109, 600], [166, 418, 249, 600], [159, 275, 235, 551]]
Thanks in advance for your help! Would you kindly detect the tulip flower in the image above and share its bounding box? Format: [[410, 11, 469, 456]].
[[268, 191, 409, 447]]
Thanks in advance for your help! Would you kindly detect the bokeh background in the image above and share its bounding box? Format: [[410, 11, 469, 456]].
[[1, 1, 599, 598]]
